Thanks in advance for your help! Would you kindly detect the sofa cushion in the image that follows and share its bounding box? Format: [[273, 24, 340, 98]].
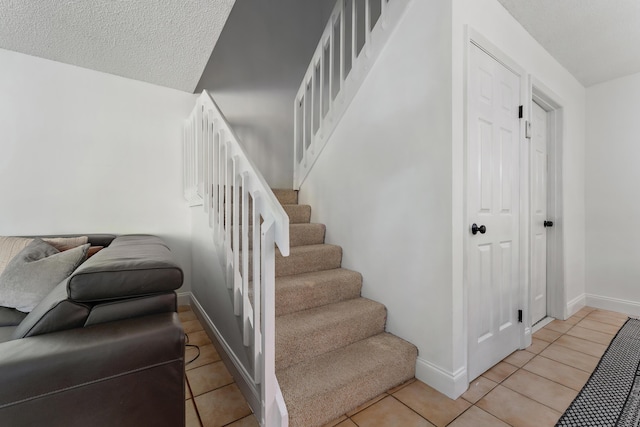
[[107, 234, 169, 249], [42, 236, 88, 252], [0, 239, 90, 313], [0, 306, 27, 327], [0, 237, 32, 276], [84, 293, 177, 327], [12, 280, 90, 339], [0, 326, 15, 343], [67, 238, 183, 302]]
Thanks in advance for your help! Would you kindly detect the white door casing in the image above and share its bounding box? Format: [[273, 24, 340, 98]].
[[531, 101, 548, 325], [467, 42, 522, 381]]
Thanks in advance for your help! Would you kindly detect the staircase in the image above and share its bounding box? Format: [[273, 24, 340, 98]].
[[271, 189, 417, 427]]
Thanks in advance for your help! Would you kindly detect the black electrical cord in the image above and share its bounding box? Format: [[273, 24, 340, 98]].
[[185, 333, 201, 365]]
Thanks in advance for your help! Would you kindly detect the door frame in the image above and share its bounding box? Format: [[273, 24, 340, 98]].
[[530, 77, 566, 321], [464, 27, 530, 383]]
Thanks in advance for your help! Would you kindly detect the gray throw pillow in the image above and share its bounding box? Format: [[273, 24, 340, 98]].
[[0, 239, 89, 313]]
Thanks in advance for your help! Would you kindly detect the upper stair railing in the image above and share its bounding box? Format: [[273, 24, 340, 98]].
[[183, 91, 290, 426], [293, 0, 410, 189]]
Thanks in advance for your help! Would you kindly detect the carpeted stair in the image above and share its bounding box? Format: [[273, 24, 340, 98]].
[[272, 189, 417, 427]]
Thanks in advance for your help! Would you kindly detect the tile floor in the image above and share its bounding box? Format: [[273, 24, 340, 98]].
[[179, 305, 630, 427]]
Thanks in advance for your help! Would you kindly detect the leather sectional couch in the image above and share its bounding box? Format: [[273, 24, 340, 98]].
[[0, 234, 186, 427]]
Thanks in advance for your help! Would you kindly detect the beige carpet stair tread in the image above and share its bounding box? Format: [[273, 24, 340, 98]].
[[275, 268, 362, 316], [276, 298, 386, 370], [273, 189, 298, 205], [275, 244, 342, 277], [278, 332, 418, 427], [283, 204, 311, 224]]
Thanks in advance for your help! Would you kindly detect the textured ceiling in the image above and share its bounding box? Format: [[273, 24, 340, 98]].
[[0, 0, 235, 92], [497, 0, 640, 87]]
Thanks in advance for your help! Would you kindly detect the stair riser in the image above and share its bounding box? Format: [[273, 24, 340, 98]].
[[278, 333, 418, 427], [275, 302, 387, 370], [237, 223, 325, 250], [284, 204, 311, 224], [275, 246, 341, 277], [275, 270, 362, 316], [273, 189, 298, 205], [226, 204, 310, 225], [245, 245, 342, 281]]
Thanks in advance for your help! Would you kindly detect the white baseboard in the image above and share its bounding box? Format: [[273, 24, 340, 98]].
[[415, 357, 467, 399], [566, 293, 586, 318], [177, 291, 192, 307], [586, 293, 640, 317]]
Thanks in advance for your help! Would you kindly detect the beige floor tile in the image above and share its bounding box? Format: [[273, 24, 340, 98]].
[[186, 361, 234, 396], [566, 326, 614, 345], [179, 310, 198, 322], [577, 318, 622, 335], [447, 406, 510, 427], [585, 311, 628, 327], [183, 319, 205, 334], [592, 309, 629, 320], [503, 350, 536, 368], [195, 384, 252, 427], [544, 320, 575, 334], [351, 396, 434, 427], [227, 415, 259, 426], [188, 330, 213, 346], [501, 369, 578, 413], [523, 356, 590, 391], [564, 315, 581, 325], [461, 376, 498, 404], [346, 393, 387, 416], [481, 362, 518, 383], [477, 385, 561, 427], [540, 343, 600, 373], [526, 337, 551, 354], [321, 415, 347, 427], [574, 306, 597, 318], [334, 420, 358, 427], [393, 380, 470, 427], [533, 328, 563, 343], [186, 399, 201, 427], [387, 378, 416, 394], [178, 305, 192, 312], [554, 335, 608, 358], [186, 344, 222, 370]]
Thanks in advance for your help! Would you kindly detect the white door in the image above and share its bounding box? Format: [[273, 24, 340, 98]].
[[467, 43, 521, 381], [531, 101, 548, 325]]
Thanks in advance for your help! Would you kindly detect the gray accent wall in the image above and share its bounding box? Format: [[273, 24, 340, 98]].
[[195, 0, 334, 188]]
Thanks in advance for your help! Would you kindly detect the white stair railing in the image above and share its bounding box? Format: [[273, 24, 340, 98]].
[[183, 91, 290, 426], [293, 0, 410, 189]]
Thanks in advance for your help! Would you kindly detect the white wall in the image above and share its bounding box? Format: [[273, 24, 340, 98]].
[[299, 0, 456, 395], [195, 0, 332, 188], [0, 48, 195, 291], [299, 0, 587, 399], [585, 72, 640, 314]]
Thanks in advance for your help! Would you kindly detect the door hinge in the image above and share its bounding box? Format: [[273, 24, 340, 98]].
[[518, 105, 523, 118], [525, 120, 532, 139], [518, 309, 523, 323]]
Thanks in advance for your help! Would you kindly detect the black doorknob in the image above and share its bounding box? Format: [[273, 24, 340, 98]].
[[544, 220, 553, 227], [471, 223, 487, 235]]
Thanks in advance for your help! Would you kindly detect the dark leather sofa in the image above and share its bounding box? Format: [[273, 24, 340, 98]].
[[0, 234, 185, 427]]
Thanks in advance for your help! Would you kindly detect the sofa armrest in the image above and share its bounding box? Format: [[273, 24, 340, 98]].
[[0, 312, 185, 427]]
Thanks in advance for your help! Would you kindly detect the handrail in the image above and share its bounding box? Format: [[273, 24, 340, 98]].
[[293, 0, 410, 189], [183, 90, 290, 426]]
